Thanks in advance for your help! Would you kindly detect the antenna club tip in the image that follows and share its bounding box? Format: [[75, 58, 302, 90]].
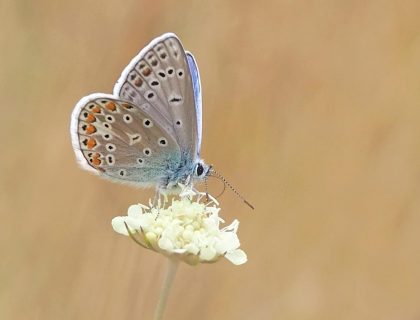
[[244, 200, 255, 210]]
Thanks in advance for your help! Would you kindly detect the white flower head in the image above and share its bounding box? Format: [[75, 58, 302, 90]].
[[112, 187, 247, 266]]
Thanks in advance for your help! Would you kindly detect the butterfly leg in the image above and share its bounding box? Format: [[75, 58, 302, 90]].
[[152, 189, 160, 207], [152, 190, 162, 218], [204, 176, 210, 203]]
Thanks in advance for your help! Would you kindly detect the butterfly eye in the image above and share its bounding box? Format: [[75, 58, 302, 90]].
[[195, 163, 204, 177]]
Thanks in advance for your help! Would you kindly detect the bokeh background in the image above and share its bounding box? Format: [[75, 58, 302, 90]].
[[2, 0, 420, 319]]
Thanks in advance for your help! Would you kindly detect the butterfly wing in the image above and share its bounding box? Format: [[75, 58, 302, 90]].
[[70, 94, 181, 187], [113, 33, 202, 161], [186, 52, 202, 156]]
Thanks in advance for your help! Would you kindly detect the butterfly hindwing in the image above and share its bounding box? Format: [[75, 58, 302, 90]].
[[71, 94, 181, 186], [113, 33, 201, 161]]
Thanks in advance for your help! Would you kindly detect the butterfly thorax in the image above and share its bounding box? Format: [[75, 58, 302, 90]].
[[160, 156, 209, 192]]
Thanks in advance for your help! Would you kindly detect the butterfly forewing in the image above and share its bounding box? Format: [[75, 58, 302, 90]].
[[186, 53, 202, 155], [72, 95, 181, 186], [114, 33, 201, 161]]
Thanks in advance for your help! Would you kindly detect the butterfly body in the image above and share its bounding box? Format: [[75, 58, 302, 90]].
[[71, 33, 210, 192]]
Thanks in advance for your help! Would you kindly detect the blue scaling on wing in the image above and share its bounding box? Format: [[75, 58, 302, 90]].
[[186, 52, 202, 157]]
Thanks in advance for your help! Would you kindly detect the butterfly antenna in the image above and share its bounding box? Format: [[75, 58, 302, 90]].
[[209, 168, 254, 210]]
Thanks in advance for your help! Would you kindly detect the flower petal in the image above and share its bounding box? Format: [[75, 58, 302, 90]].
[[184, 243, 200, 255], [127, 204, 142, 217], [225, 249, 247, 265], [222, 219, 239, 233], [214, 232, 240, 253], [158, 237, 174, 251], [111, 217, 130, 235], [112, 216, 143, 235], [199, 246, 217, 261]]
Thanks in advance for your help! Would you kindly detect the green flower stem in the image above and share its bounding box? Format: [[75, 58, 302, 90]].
[[153, 257, 179, 320]]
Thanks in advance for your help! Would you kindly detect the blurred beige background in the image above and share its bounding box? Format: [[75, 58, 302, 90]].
[[2, 0, 420, 319]]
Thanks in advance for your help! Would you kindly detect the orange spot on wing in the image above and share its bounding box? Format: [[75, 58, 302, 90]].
[[106, 102, 117, 111], [86, 125, 96, 134], [134, 78, 143, 87], [87, 138, 97, 149], [86, 113, 96, 123], [90, 153, 104, 169], [91, 106, 101, 113], [92, 157, 101, 166], [142, 68, 151, 76]]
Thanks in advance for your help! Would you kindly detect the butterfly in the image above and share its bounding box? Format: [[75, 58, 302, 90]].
[[70, 33, 210, 193]]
